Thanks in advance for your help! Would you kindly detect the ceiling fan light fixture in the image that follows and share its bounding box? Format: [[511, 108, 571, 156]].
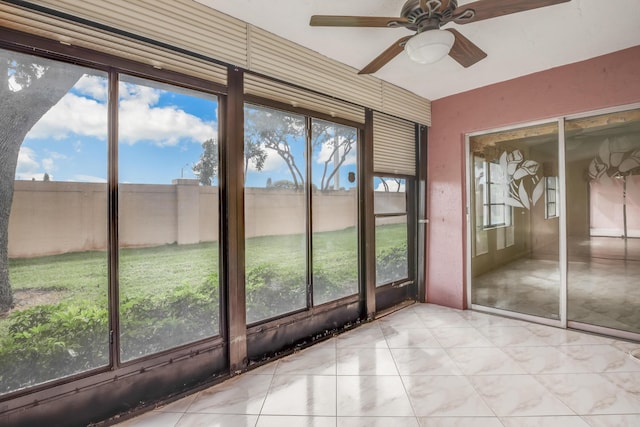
[[404, 29, 455, 64]]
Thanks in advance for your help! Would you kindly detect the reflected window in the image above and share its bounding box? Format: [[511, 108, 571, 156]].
[[545, 176, 558, 219], [118, 75, 220, 361], [1, 50, 109, 393], [476, 157, 512, 229]]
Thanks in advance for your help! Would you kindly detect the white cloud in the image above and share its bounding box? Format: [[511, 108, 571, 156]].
[[117, 82, 217, 146], [41, 151, 66, 173], [26, 92, 108, 141], [73, 74, 108, 101], [247, 148, 285, 172], [375, 179, 405, 192], [25, 79, 217, 147], [15, 147, 68, 181], [15, 147, 42, 180], [73, 174, 107, 183], [316, 137, 357, 167], [119, 98, 215, 146]]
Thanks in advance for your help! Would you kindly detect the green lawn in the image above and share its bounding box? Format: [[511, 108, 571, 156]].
[[1, 223, 406, 393], [9, 223, 404, 299]]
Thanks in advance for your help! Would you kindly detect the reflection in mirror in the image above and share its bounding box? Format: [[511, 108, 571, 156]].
[[470, 122, 560, 319], [566, 108, 640, 334]]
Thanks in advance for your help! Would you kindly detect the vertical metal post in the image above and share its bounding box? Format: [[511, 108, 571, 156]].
[[416, 124, 428, 303], [559, 118, 568, 328], [464, 135, 473, 309], [107, 70, 121, 368], [224, 67, 247, 372], [623, 174, 628, 240], [362, 109, 376, 319], [306, 116, 314, 309]]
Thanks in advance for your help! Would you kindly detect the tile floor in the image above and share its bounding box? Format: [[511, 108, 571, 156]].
[[115, 303, 640, 426], [473, 237, 640, 334]]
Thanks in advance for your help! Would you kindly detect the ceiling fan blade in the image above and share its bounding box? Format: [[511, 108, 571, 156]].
[[454, 0, 571, 24], [310, 15, 408, 27], [358, 36, 412, 75], [446, 29, 487, 68]]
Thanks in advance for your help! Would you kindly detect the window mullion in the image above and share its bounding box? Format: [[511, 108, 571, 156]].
[[306, 117, 313, 309]]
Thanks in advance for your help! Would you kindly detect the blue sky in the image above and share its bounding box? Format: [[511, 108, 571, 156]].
[[17, 72, 361, 190]]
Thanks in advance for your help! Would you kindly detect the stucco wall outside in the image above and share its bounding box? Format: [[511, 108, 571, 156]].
[[427, 45, 640, 309], [8, 180, 403, 258]]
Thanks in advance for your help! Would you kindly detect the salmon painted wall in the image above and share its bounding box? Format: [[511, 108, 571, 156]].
[[426, 45, 640, 309]]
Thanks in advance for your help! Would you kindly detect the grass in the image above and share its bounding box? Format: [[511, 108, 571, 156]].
[[0, 223, 407, 392], [7, 223, 405, 306]]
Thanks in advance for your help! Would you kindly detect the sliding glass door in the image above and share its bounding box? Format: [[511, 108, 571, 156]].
[[469, 122, 560, 320], [469, 106, 640, 339], [565, 108, 640, 334]]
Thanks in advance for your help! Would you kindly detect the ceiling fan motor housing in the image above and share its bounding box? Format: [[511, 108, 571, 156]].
[[400, 0, 458, 31]]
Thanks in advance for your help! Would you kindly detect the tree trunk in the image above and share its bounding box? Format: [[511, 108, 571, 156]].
[[0, 127, 25, 311], [0, 57, 83, 313]]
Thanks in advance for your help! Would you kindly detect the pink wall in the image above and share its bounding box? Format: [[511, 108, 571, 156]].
[[426, 45, 640, 309]]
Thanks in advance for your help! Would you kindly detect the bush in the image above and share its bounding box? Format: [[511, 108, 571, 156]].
[[245, 263, 307, 322], [376, 243, 408, 285], [0, 251, 382, 393], [119, 279, 220, 360], [0, 280, 220, 394], [0, 302, 109, 393]]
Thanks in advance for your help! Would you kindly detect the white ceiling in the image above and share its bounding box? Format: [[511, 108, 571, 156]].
[[196, 0, 640, 100]]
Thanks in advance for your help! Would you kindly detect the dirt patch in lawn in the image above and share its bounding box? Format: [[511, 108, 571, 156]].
[[0, 289, 66, 318]]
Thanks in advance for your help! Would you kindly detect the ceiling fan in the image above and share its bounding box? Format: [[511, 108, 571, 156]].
[[310, 0, 571, 74]]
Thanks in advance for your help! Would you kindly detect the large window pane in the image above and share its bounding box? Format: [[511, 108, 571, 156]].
[[1, 50, 108, 393], [118, 75, 220, 361], [311, 119, 358, 304], [470, 122, 560, 319], [374, 177, 408, 286], [566, 108, 640, 334], [244, 104, 307, 323]]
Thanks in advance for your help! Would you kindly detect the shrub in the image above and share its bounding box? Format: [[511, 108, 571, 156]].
[[0, 280, 220, 394], [376, 243, 408, 285], [0, 302, 109, 393], [245, 263, 307, 322], [119, 281, 220, 360]]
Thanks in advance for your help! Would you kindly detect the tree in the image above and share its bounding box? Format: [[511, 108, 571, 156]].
[[245, 106, 305, 189], [244, 139, 267, 181], [192, 136, 268, 186], [43, 172, 50, 182], [192, 138, 218, 185], [311, 121, 357, 191], [0, 52, 83, 312]]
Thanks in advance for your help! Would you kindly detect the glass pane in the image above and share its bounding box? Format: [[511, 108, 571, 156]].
[[489, 184, 505, 204], [1, 50, 108, 393], [374, 177, 406, 213], [375, 216, 409, 286], [566, 108, 640, 334], [470, 122, 560, 319], [374, 178, 408, 286], [490, 204, 505, 225], [311, 119, 358, 304], [244, 104, 307, 323], [118, 75, 220, 361]]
